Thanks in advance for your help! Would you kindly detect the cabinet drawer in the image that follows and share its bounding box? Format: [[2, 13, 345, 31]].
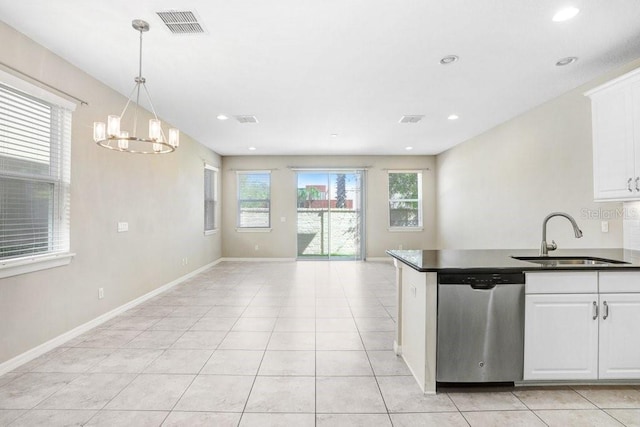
[[526, 272, 598, 294], [599, 271, 640, 293]]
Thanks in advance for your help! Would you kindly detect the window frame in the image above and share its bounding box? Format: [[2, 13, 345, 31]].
[[0, 70, 75, 278], [387, 170, 424, 231], [204, 164, 218, 235], [236, 170, 271, 231]]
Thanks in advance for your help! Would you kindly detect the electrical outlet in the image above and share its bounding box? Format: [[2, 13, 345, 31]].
[[399, 244, 403, 250], [280, 216, 286, 222], [185, 257, 188, 265], [98, 288, 104, 299], [254, 244, 259, 251], [601, 221, 609, 233], [410, 285, 417, 297], [117, 222, 128, 233]]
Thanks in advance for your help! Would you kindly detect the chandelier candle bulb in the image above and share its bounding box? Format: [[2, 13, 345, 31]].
[[169, 128, 180, 147], [149, 119, 162, 141], [93, 122, 106, 142], [118, 131, 129, 150], [107, 115, 120, 137]]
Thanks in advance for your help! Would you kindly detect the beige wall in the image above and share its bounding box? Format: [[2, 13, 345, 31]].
[[436, 59, 640, 250], [0, 22, 221, 363], [221, 156, 437, 258]]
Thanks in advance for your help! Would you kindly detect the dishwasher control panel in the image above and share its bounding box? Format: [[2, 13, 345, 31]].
[[438, 273, 525, 286]]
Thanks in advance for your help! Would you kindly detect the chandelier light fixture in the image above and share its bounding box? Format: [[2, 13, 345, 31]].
[[93, 19, 179, 154]]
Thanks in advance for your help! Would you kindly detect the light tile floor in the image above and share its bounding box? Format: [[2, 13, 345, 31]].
[[1, 261, 639, 426]]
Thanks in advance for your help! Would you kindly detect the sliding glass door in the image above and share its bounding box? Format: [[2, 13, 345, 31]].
[[296, 170, 364, 260]]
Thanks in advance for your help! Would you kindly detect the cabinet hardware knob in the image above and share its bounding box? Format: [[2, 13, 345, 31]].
[[592, 301, 598, 320], [628, 178, 633, 192], [603, 301, 609, 320]]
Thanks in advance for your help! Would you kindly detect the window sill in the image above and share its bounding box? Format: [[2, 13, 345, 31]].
[[236, 228, 273, 233], [0, 252, 75, 279], [388, 227, 424, 232], [204, 229, 218, 236]]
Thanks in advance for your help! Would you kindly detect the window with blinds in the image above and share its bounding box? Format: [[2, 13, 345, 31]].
[[204, 164, 217, 233], [388, 171, 423, 228], [0, 82, 72, 261], [237, 171, 271, 228]]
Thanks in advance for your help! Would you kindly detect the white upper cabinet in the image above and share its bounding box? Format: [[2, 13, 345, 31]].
[[586, 68, 640, 201]]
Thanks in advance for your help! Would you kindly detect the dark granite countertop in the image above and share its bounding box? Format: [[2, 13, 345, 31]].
[[386, 248, 640, 273]]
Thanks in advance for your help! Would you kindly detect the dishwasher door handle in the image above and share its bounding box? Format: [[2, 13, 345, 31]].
[[469, 284, 497, 290]]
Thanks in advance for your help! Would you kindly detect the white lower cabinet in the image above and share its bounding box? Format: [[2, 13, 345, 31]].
[[524, 272, 640, 381], [524, 293, 598, 380], [598, 293, 640, 379]]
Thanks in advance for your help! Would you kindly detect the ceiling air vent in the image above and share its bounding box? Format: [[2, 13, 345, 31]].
[[156, 11, 206, 34], [399, 115, 425, 124], [235, 115, 259, 124]]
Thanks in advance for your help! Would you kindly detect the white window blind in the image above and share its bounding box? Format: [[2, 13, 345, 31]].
[[204, 164, 217, 232], [237, 171, 271, 228], [0, 82, 72, 261], [388, 171, 423, 228]]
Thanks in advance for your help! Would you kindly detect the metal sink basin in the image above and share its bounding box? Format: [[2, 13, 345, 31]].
[[512, 256, 630, 266]]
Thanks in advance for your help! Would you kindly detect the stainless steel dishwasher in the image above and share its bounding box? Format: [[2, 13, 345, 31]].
[[436, 272, 525, 383]]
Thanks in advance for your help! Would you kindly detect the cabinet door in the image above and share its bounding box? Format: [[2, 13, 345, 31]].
[[632, 81, 640, 181], [590, 85, 635, 200], [599, 293, 640, 379], [524, 294, 598, 380]]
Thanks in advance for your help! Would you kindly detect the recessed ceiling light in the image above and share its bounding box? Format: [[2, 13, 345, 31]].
[[235, 115, 259, 124], [216, 114, 228, 120], [248, 146, 256, 151], [440, 55, 459, 65], [552, 7, 580, 22], [556, 56, 578, 66], [330, 133, 338, 138], [448, 114, 459, 120], [405, 146, 414, 151], [399, 115, 425, 124]]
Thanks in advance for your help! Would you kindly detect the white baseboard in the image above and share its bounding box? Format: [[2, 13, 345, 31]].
[[220, 257, 296, 262], [366, 257, 394, 262], [220, 257, 392, 263], [0, 258, 222, 376]]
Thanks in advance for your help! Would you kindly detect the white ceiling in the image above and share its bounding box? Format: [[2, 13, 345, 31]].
[[1, 1, 640, 156]]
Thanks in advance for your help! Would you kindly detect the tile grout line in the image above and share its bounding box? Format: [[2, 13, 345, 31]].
[[509, 390, 550, 426], [236, 277, 278, 425], [340, 267, 395, 425]]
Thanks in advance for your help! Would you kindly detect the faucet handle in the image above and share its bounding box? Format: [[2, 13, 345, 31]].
[[547, 240, 558, 252]]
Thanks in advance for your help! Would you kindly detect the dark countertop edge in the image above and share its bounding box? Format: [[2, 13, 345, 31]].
[[385, 250, 640, 273]]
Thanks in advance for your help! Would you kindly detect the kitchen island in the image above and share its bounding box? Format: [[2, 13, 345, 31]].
[[386, 248, 640, 394]]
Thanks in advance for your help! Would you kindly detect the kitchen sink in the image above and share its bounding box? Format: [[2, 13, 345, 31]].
[[511, 256, 630, 266]]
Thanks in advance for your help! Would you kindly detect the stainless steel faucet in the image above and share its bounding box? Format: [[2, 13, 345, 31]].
[[540, 212, 583, 256]]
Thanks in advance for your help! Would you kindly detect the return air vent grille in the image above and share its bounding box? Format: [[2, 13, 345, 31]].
[[156, 11, 206, 34], [235, 115, 259, 124], [399, 115, 425, 124]]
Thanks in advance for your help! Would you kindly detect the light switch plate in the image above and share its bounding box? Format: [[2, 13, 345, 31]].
[[117, 222, 128, 233], [601, 221, 609, 233]]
